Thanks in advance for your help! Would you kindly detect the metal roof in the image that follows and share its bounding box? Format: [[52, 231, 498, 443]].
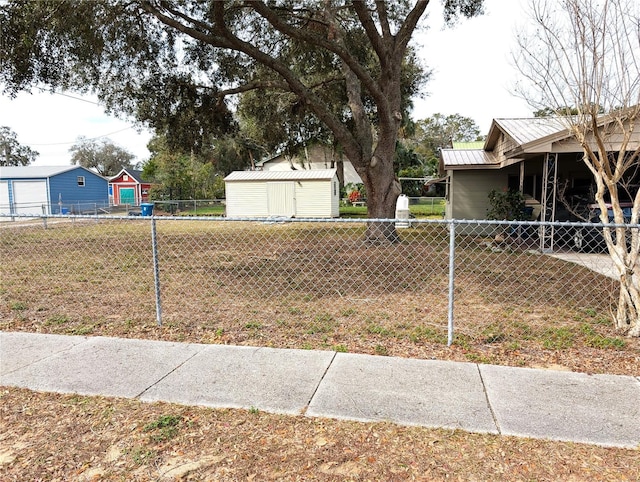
[[224, 169, 337, 182], [440, 149, 499, 168], [0, 165, 100, 179], [491, 117, 567, 147], [109, 168, 146, 183]]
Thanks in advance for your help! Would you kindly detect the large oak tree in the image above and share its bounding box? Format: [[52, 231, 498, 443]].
[[0, 0, 484, 241]]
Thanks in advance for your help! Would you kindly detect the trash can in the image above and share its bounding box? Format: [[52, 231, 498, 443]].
[[140, 203, 154, 217], [395, 194, 410, 228], [60, 207, 69, 215]]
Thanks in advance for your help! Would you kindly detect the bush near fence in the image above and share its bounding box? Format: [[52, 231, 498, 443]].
[[0, 214, 637, 375]]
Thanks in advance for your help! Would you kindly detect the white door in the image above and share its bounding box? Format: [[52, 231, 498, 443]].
[[0, 181, 10, 219], [267, 182, 296, 217], [13, 180, 49, 214]]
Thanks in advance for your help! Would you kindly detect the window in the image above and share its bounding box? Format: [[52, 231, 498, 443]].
[[123, 175, 129, 181], [77, 176, 85, 187]]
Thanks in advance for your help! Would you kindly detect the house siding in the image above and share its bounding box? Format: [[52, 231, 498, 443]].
[[259, 145, 362, 185], [449, 169, 509, 220], [48, 168, 108, 206]]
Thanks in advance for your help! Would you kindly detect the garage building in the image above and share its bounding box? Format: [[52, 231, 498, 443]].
[[224, 169, 339, 218], [0, 165, 109, 215]]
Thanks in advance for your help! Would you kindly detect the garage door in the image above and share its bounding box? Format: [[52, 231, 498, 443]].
[[0, 181, 9, 219], [0, 181, 9, 210], [119, 187, 135, 205], [13, 180, 49, 215]]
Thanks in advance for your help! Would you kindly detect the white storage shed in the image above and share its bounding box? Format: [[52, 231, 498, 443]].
[[224, 169, 339, 218]]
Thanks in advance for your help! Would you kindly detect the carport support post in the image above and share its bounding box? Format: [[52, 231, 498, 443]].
[[540, 152, 558, 253], [150, 217, 163, 326], [447, 220, 456, 346]]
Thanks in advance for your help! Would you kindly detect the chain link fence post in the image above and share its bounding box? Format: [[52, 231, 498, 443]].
[[151, 216, 163, 326], [447, 219, 456, 346]]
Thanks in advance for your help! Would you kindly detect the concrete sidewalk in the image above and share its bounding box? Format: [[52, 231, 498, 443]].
[[1, 331, 638, 449]]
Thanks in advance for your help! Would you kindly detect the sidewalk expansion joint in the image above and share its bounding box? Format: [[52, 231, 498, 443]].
[[0, 335, 92, 376], [133, 349, 202, 399], [300, 351, 338, 416], [476, 364, 501, 434]]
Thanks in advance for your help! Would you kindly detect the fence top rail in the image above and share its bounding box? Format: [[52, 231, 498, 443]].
[[0, 212, 638, 229]]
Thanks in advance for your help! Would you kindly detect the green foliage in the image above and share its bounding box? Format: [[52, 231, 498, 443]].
[[69, 136, 135, 177], [374, 344, 389, 356], [398, 165, 427, 197], [487, 189, 527, 220], [542, 327, 575, 350], [344, 183, 367, 202], [402, 113, 484, 178], [209, 136, 261, 175], [142, 135, 227, 200], [0, 0, 486, 221], [580, 324, 626, 349], [143, 414, 182, 442], [0, 126, 38, 166]]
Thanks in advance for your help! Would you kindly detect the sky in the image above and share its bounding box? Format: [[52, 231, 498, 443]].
[[0, 0, 532, 167]]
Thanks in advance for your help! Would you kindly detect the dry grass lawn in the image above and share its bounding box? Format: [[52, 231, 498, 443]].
[[1, 387, 638, 481], [1, 218, 639, 480]]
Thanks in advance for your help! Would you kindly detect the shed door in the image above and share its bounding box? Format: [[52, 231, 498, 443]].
[[0, 181, 9, 215], [13, 180, 48, 214], [267, 182, 295, 217], [119, 187, 135, 205]]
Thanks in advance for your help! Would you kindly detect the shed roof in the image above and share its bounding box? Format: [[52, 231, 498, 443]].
[[224, 169, 337, 182], [0, 165, 103, 180], [109, 168, 147, 183]]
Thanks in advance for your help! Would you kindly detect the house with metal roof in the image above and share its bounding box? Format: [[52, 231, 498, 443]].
[[224, 169, 339, 218], [0, 165, 109, 215], [256, 144, 362, 185], [439, 115, 640, 225]]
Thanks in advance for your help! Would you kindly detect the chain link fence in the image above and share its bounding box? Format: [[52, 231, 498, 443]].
[[1, 214, 638, 373]]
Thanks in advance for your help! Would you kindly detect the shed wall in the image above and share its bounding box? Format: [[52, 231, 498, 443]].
[[225, 182, 269, 217], [48, 169, 108, 206], [225, 176, 338, 218], [294, 179, 337, 217]]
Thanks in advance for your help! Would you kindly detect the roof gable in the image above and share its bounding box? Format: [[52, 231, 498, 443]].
[[486, 117, 567, 150], [109, 168, 146, 183]]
